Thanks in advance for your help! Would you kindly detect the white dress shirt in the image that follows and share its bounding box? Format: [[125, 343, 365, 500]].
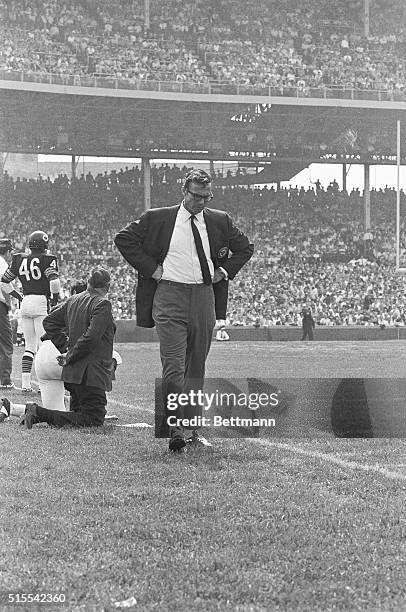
[[162, 204, 214, 283]]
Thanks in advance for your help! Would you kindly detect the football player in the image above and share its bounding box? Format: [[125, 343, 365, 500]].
[[0, 349, 122, 420], [0, 230, 61, 392]]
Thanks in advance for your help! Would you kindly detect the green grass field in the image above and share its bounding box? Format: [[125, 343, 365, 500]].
[[1, 342, 406, 612]]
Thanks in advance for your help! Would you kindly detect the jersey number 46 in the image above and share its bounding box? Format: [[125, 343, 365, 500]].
[[19, 258, 42, 280]]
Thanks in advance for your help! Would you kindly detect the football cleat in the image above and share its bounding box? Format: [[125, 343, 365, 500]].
[[0, 398, 11, 423], [0, 382, 14, 389]]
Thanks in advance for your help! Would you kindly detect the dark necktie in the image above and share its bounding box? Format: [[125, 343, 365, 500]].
[[190, 215, 212, 285]]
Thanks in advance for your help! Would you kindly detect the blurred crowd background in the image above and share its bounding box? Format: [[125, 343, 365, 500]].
[[2, 165, 406, 328]]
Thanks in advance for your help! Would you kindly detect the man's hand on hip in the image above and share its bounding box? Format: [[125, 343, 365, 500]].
[[57, 354, 67, 366], [152, 264, 163, 281], [213, 268, 226, 284]]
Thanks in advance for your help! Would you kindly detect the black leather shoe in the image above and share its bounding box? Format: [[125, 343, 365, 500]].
[[24, 403, 40, 430], [169, 427, 186, 452], [186, 430, 213, 448]]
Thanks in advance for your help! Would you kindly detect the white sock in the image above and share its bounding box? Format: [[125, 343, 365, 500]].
[[10, 402, 26, 417], [22, 373, 31, 389]]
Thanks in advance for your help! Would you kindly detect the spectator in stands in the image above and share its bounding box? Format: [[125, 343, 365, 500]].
[[301, 304, 315, 340]]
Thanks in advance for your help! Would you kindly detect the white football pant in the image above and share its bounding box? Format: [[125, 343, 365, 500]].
[[35, 339, 68, 411], [20, 294, 48, 353]]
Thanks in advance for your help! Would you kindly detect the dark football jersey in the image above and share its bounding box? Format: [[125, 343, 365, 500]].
[[2, 252, 59, 297]]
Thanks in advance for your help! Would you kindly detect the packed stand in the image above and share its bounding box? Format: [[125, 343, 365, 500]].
[[197, 0, 406, 96], [0, 0, 212, 84], [0, 0, 405, 96]]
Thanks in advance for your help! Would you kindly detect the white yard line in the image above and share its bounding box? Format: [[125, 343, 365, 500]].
[[107, 397, 155, 414], [26, 378, 155, 414], [253, 438, 406, 482], [19, 378, 406, 480]]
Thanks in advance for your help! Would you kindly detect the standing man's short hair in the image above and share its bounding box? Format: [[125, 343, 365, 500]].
[[70, 279, 87, 295], [88, 267, 110, 289], [182, 169, 212, 191]]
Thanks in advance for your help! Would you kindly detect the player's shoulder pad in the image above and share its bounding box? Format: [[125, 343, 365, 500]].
[[42, 253, 58, 266], [11, 252, 25, 265]]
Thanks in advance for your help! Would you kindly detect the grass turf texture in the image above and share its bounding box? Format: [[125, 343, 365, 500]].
[[0, 342, 405, 611]]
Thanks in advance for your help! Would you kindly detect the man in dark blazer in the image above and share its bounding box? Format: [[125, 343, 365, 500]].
[[115, 168, 254, 451], [23, 267, 116, 429]]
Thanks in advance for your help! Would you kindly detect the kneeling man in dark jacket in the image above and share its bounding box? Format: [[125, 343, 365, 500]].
[[23, 267, 116, 429]]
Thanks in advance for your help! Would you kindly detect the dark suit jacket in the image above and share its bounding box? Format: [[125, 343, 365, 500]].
[[114, 205, 254, 327], [42, 290, 116, 390]]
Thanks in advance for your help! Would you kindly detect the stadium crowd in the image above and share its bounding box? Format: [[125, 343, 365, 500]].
[[0, 0, 405, 97], [1, 165, 406, 328]]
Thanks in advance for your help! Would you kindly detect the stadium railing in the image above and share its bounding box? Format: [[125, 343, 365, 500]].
[[1, 69, 405, 102]]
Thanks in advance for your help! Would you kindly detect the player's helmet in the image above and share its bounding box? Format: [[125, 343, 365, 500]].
[[28, 230, 49, 251], [0, 238, 13, 252]]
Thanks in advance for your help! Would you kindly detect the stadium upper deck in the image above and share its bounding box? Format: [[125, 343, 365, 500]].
[[0, 0, 405, 101]]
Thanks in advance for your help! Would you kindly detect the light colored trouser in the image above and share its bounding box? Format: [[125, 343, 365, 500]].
[[35, 340, 67, 411], [20, 294, 48, 353]]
